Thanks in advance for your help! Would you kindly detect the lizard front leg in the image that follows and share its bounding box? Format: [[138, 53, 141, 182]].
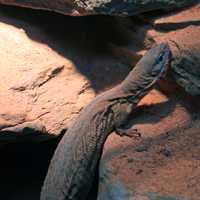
[[115, 126, 141, 139], [112, 101, 141, 139]]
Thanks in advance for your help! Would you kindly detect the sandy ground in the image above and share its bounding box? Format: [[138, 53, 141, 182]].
[[100, 88, 200, 200]]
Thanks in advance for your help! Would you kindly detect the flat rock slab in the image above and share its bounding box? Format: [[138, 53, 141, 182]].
[[0, 8, 133, 142], [0, 0, 198, 16]]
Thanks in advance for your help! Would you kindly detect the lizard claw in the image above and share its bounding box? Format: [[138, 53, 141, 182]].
[[116, 128, 141, 139]]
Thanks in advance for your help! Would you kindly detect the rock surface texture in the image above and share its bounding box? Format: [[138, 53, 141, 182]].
[[0, 2, 200, 200], [99, 89, 200, 200], [0, 7, 131, 141], [149, 5, 200, 95], [98, 4, 200, 200], [0, 0, 198, 16]]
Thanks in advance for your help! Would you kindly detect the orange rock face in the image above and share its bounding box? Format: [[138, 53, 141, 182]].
[[0, 6, 134, 142]]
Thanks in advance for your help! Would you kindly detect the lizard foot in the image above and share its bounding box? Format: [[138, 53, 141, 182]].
[[115, 128, 141, 139]]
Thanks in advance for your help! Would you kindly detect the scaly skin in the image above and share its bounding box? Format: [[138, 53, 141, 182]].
[[40, 43, 171, 200]]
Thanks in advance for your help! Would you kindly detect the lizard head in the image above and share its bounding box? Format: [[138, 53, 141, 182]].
[[143, 43, 171, 79], [121, 43, 171, 102]]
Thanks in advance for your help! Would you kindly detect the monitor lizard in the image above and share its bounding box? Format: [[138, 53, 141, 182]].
[[41, 43, 171, 200]]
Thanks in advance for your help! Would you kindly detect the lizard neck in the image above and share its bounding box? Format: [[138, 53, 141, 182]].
[[119, 63, 165, 104]]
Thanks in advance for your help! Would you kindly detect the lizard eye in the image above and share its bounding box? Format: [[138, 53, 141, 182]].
[[157, 53, 164, 63]]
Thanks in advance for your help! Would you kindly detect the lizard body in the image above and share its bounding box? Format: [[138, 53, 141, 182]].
[[40, 43, 171, 200]]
